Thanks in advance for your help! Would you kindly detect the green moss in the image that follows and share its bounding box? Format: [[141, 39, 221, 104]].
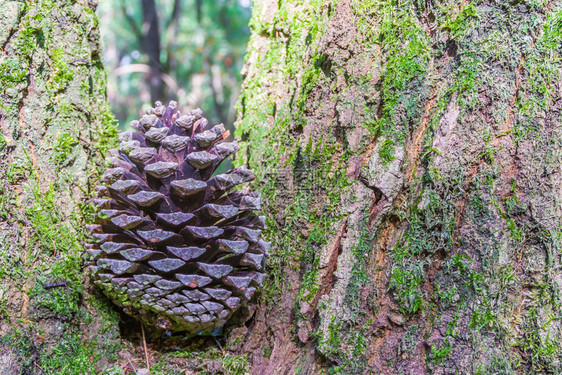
[[429, 339, 452, 364], [515, 8, 562, 142], [12, 4, 42, 56], [450, 51, 483, 97], [344, 221, 373, 317], [150, 348, 250, 375], [318, 316, 343, 358], [440, 2, 479, 39], [296, 224, 328, 303], [50, 47, 74, 90], [53, 133, 79, 165], [19, 177, 88, 320], [93, 106, 119, 157], [316, 315, 371, 374], [389, 186, 456, 316], [236, 0, 352, 304], [378, 138, 397, 164], [352, 0, 432, 147], [222, 354, 250, 375], [38, 331, 99, 374], [389, 260, 425, 315], [520, 308, 561, 373], [0, 329, 37, 369], [427, 307, 460, 365]]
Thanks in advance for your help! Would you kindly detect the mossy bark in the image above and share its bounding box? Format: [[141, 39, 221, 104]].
[[0, 0, 122, 373], [233, 0, 562, 374]]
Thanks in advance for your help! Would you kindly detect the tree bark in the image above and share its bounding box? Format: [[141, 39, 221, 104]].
[[232, 0, 562, 374], [0, 1, 121, 373]]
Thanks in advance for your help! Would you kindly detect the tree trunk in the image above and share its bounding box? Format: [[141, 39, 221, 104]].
[[196, 0, 202, 24], [0, 1, 121, 373], [232, 0, 562, 374], [141, 0, 165, 103]]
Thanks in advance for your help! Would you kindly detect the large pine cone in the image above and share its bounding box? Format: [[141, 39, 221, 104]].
[[85, 101, 268, 333]]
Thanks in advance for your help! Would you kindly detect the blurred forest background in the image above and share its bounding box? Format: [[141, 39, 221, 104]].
[[97, 0, 252, 130]]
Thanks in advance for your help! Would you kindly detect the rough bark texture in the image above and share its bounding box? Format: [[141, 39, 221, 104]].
[[0, 0, 121, 373], [231, 0, 562, 374]]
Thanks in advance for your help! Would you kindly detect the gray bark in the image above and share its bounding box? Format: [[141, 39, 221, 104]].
[[0, 1, 120, 373]]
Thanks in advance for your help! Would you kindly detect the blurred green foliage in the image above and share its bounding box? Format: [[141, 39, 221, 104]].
[[97, 0, 251, 128]]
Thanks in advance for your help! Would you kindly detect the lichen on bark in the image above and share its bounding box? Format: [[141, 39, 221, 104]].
[[0, 0, 121, 373]]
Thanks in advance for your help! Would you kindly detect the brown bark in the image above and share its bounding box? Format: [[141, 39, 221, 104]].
[[231, 0, 562, 374]]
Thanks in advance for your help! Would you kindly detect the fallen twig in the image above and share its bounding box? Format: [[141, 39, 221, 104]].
[[141, 323, 150, 372], [43, 282, 67, 289], [213, 336, 225, 355]]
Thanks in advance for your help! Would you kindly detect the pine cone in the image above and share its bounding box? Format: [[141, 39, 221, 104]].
[[84, 101, 269, 333]]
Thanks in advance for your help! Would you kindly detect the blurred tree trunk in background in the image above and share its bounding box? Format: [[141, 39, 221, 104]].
[[232, 0, 562, 374], [165, 0, 181, 73], [141, 0, 165, 103], [0, 1, 121, 373], [105, 0, 251, 127], [196, 0, 202, 24]]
